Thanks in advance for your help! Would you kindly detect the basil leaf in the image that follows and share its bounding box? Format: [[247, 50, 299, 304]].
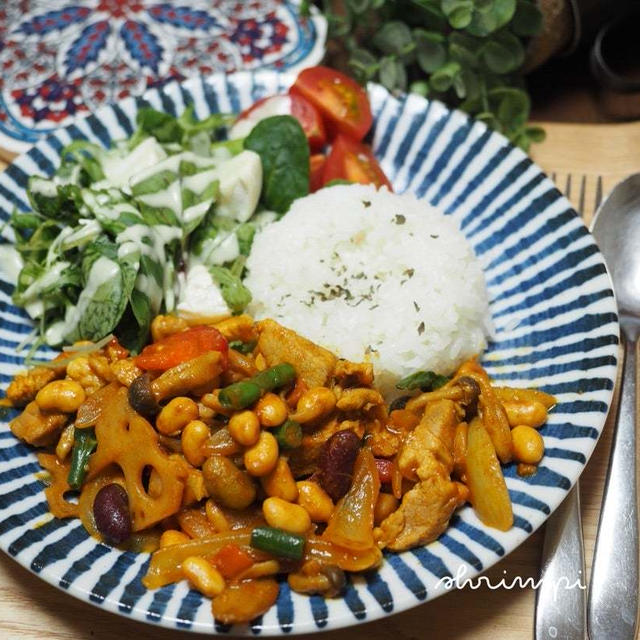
[[209, 265, 252, 314], [244, 115, 309, 214], [116, 297, 151, 354], [72, 265, 130, 342], [130, 169, 177, 197], [396, 370, 450, 391], [27, 177, 83, 224]]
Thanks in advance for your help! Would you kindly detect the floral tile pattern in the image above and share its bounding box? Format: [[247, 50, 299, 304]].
[[0, 0, 325, 152]]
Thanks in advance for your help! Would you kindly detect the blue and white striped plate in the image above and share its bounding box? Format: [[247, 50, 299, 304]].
[[0, 71, 619, 634]]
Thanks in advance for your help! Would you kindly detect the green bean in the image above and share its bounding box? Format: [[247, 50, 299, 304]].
[[229, 340, 257, 354], [252, 363, 296, 391], [67, 427, 97, 490], [273, 419, 303, 450], [250, 526, 305, 560], [218, 363, 296, 411], [218, 381, 262, 411]]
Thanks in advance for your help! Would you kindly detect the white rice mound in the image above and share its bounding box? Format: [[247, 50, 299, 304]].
[[245, 184, 493, 395]]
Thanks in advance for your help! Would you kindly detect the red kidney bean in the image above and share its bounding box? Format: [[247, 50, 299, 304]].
[[374, 458, 394, 484], [93, 483, 131, 545], [318, 430, 361, 501]]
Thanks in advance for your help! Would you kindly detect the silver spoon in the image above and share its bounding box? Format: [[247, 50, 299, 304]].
[[588, 173, 640, 640]]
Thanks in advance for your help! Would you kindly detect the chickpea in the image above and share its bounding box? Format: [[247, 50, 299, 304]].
[[88, 353, 113, 382], [261, 458, 298, 502], [181, 420, 210, 467], [503, 401, 548, 428], [255, 393, 289, 427], [263, 496, 311, 534], [228, 411, 261, 446], [110, 359, 142, 387], [244, 431, 279, 477], [511, 425, 545, 464], [66, 356, 104, 394], [160, 529, 191, 547], [157, 397, 199, 435], [296, 481, 334, 523], [182, 556, 226, 598], [374, 493, 399, 525], [291, 387, 336, 423], [35, 380, 86, 413], [151, 314, 188, 342]]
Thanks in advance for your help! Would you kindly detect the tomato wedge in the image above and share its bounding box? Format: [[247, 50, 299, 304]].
[[292, 66, 372, 141], [290, 91, 326, 150], [230, 93, 326, 151], [135, 325, 228, 371], [309, 153, 326, 192], [323, 135, 392, 190]]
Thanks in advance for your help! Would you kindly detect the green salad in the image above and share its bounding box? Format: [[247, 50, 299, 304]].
[[9, 106, 310, 353]]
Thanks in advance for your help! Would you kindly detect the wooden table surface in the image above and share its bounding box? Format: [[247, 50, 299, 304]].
[[0, 120, 637, 639]]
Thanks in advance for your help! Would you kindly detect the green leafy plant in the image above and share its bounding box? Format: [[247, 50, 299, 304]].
[[313, 0, 545, 150]]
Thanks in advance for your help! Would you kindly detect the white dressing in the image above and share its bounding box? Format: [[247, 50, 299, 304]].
[[215, 150, 262, 222], [137, 181, 183, 217], [177, 264, 230, 319], [20, 261, 70, 309], [100, 137, 167, 189], [0, 245, 23, 285]]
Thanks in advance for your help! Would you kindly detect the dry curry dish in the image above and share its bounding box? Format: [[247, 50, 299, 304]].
[[7, 315, 554, 624]]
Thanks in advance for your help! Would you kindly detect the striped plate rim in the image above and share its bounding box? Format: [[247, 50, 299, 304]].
[[0, 70, 619, 634]]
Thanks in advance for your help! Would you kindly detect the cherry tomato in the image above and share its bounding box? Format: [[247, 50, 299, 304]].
[[323, 135, 392, 190], [290, 91, 326, 150], [309, 153, 326, 192], [231, 93, 326, 151], [292, 66, 373, 141], [135, 325, 228, 371]]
